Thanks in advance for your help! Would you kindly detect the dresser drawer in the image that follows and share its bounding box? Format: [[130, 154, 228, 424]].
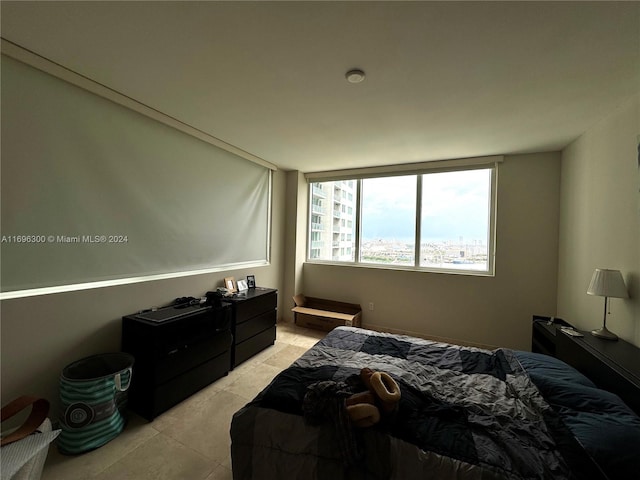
[[153, 331, 232, 384], [235, 326, 276, 366], [236, 310, 276, 344], [148, 351, 231, 419], [235, 291, 277, 323]]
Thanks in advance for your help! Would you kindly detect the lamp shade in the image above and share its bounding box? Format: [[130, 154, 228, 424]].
[[587, 269, 628, 298]]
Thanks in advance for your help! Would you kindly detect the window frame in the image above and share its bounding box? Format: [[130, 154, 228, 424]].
[[306, 156, 500, 276]]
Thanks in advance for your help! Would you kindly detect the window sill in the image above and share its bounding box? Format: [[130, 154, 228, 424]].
[[304, 260, 495, 277]]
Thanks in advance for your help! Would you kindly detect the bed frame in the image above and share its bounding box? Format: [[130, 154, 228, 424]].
[[532, 316, 640, 415]]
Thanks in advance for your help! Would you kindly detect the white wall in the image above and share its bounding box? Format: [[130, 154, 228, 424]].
[[0, 169, 287, 419], [294, 152, 562, 350], [557, 95, 640, 346], [281, 171, 309, 316]]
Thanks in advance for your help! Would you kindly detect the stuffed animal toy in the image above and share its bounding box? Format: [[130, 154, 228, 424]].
[[345, 368, 401, 427], [360, 368, 402, 413]]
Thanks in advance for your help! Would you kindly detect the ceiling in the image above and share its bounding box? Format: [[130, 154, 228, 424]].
[[1, 1, 638, 173]]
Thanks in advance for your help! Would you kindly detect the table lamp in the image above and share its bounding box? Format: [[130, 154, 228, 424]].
[[587, 268, 628, 341]]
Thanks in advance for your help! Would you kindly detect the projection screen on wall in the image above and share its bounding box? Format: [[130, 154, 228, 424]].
[[1, 55, 271, 294]]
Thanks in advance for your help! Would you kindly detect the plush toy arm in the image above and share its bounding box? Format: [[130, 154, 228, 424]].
[[346, 403, 380, 428], [370, 372, 401, 403]]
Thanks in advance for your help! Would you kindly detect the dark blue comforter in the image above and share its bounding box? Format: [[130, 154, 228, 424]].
[[240, 327, 640, 479], [515, 351, 640, 480]]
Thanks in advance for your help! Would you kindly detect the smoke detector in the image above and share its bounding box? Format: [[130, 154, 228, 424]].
[[345, 69, 366, 84]]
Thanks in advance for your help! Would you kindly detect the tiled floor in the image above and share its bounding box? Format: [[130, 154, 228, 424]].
[[41, 322, 327, 480]]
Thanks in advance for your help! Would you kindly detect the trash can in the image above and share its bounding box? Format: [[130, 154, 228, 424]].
[[57, 352, 134, 454]]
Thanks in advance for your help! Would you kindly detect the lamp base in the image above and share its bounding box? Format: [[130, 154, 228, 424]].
[[591, 326, 618, 341]]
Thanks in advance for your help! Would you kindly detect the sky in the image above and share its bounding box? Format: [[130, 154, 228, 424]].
[[361, 169, 491, 243]]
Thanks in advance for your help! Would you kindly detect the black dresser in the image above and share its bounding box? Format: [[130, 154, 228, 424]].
[[122, 303, 232, 420], [225, 287, 277, 369]]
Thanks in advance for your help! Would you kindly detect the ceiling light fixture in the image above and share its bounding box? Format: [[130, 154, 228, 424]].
[[345, 69, 366, 84]]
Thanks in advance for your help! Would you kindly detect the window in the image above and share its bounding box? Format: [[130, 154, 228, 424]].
[[307, 163, 496, 275], [420, 169, 492, 271], [307, 179, 357, 262], [361, 176, 416, 266]]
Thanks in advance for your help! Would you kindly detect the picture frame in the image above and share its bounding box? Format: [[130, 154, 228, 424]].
[[237, 279, 248, 291], [224, 276, 236, 293], [246, 275, 256, 288]]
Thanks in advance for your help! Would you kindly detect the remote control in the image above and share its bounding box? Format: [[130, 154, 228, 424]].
[[560, 327, 584, 337]]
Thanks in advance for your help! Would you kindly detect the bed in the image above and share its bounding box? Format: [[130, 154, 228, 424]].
[[230, 326, 640, 479]]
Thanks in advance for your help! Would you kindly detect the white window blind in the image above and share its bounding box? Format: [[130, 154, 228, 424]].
[[1, 55, 271, 296]]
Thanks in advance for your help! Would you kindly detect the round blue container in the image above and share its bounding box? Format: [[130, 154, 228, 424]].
[[58, 352, 134, 454]]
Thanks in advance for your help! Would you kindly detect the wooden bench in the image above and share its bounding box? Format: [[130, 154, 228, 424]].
[[292, 294, 362, 332]]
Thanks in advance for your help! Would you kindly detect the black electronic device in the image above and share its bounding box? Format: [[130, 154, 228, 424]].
[[134, 304, 208, 323], [205, 290, 225, 308]]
